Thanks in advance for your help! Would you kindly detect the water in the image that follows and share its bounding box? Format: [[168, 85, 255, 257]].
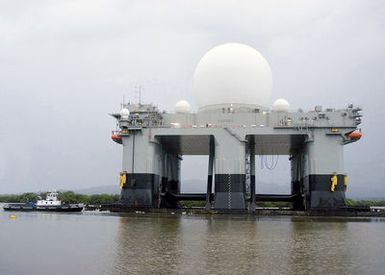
[[1, 208, 385, 275]]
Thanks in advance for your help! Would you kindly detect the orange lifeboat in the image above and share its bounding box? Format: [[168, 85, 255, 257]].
[[347, 130, 362, 140], [111, 133, 122, 144]]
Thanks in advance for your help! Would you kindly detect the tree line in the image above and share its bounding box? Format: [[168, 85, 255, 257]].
[[345, 199, 385, 207], [180, 199, 385, 208], [0, 191, 120, 205], [1, 192, 385, 207]]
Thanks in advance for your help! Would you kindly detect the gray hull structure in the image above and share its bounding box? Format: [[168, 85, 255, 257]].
[[111, 103, 362, 211]]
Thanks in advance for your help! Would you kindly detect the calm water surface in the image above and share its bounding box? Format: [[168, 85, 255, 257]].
[[1, 207, 385, 275]]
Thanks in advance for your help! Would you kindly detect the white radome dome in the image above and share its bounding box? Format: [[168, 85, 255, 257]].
[[175, 100, 191, 113], [192, 43, 272, 108], [272, 98, 290, 112], [120, 108, 130, 119]]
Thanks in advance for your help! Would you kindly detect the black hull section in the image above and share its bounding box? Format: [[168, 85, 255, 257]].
[[304, 174, 346, 209], [120, 173, 160, 208], [214, 174, 246, 210]]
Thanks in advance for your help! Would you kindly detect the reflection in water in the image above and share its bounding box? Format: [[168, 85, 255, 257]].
[[113, 215, 182, 274], [287, 218, 350, 274], [112, 215, 385, 275], [2, 210, 385, 275], [203, 216, 258, 274]]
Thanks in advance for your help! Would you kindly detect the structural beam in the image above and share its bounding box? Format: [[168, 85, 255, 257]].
[[249, 136, 256, 212], [205, 136, 215, 210]]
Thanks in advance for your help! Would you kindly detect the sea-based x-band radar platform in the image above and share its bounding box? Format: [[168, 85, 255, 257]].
[[110, 43, 362, 211]]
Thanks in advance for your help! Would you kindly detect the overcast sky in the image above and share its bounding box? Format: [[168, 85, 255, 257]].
[[0, 0, 384, 197]]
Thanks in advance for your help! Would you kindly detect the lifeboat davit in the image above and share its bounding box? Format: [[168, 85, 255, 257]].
[[111, 134, 122, 144], [347, 130, 362, 140]]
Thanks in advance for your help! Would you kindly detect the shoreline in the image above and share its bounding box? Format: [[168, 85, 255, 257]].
[[100, 205, 385, 218]]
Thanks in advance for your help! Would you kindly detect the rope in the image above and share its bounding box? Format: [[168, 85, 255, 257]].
[[263, 155, 279, 170], [260, 154, 279, 170]]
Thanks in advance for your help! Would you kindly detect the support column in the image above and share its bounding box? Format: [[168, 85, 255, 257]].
[[249, 136, 256, 212], [166, 154, 181, 195], [214, 129, 247, 210], [205, 136, 215, 210], [159, 152, 181, 208], [161, 152, 168, 194], [303, 130, 346, 209], [290, 151, 304, 210], [120, 129, 161, 208]]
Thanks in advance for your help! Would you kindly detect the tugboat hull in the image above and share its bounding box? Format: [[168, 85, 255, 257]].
[[35, 205, 83, 212], [3, 204, 35, 211], [3, 204, 83, 212]]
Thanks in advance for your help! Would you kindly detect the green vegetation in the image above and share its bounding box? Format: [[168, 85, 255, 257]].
[[0, 191, 119, 205], [180, 200, 206, 208], [180, 201, 290, 208], [58, 191, 119, 205], [346, 199, 385, 207], [256, 201, 291, 208], [2, 193, 385, 208], [0, 192, 40, 203]]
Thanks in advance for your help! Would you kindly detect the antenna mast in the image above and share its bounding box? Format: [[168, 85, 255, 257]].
[[138, 85, 142, 105], [134, 85, 142, 105]]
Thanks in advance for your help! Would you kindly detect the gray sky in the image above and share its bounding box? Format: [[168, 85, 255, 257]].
[[0, 0, 384, 197]]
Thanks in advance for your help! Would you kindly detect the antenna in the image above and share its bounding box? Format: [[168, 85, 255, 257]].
[[121, 95, 127, 109], [138, 85, 142, 105], [134, 85, 142, 105]]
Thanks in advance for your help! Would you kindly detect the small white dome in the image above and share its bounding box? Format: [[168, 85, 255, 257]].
[[272, 98, 290, 112], [193, 43, 272, 108], [120, 108, 130, 119], [175, 100, 191, 113]]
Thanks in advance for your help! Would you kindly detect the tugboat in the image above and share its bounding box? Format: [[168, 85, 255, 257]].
[[3, 190, 83, 212]]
